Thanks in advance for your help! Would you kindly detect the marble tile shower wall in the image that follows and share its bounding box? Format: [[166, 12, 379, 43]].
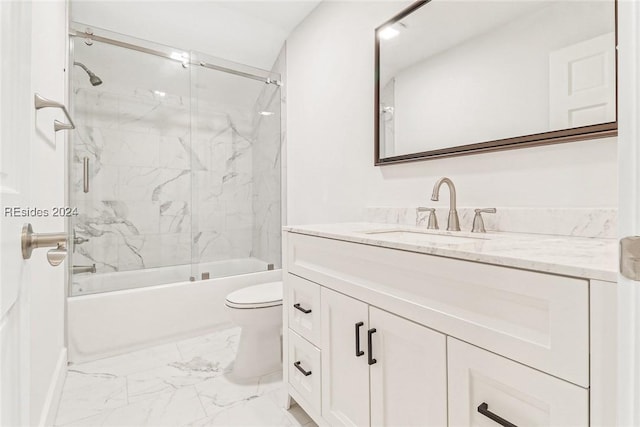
[[191, 102, 255, 268], [72, 87, 266, 274]]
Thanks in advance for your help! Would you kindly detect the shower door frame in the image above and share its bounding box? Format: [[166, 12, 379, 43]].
[[66, 22, 283, 295]]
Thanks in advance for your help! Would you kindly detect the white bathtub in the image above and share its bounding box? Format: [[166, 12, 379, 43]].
[[71, 257, 271, 295], [67, 260, 281, 363]]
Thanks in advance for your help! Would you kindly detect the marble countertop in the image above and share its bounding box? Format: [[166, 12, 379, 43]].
[[283, 222, 618, 282]]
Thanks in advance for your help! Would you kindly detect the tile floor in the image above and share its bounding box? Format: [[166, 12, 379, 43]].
[[54, 326, 317, 427]]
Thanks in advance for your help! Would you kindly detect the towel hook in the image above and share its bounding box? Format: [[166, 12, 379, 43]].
[[34, 93, 75, 132]]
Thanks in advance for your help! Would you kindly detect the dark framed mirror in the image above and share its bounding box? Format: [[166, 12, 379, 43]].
[[375, 0, 617, 165]]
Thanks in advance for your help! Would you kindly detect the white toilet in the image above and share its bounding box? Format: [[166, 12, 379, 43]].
[[225, 281, 283, 378]]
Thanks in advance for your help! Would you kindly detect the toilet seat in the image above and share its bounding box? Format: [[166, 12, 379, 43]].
[[225, 281, 282, 309]]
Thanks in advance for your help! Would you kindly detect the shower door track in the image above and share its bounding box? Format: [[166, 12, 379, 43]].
[[69, 29, 281, 86]]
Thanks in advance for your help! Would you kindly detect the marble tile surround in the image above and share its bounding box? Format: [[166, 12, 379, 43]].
[[71, 69, 283, 279], [54, 326, 316, 427], [365, 207, 617, 239]]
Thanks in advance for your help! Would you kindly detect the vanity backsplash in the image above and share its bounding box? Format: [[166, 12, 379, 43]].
[[365, 207, 617, 239]]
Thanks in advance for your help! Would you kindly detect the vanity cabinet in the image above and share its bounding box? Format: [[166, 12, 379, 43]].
[[448, 338, 588, 426], [320, 287, 447, 427], [368, 304, 447, 427], [320, 287, 370, 426], [283, 230, 614, 426]]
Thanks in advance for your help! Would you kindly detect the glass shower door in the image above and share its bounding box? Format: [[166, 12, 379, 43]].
[[189, 52, 282, 281], [68, 26, 193, 295]]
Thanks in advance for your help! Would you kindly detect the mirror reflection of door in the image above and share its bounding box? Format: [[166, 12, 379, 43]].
[[549, 32, 616, 129]]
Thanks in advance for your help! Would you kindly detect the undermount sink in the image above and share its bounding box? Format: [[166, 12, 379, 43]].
[[359, 229, 489, 245]]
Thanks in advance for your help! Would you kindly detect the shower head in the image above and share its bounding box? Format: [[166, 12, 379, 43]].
[[73, 61, 103, 86]]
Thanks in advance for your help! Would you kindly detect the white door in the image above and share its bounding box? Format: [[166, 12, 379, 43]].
[[2, 1, 67, 425], [617, 1, 640, 424], [549, 32, 616, 129], [321, 287, 370, 427], [0, 1, 34, 425], [369, 307, 447, 427]]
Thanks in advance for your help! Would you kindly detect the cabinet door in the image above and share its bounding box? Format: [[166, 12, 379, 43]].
[[321, 287, 370, 427], [369, 307, 447, 427], [287, 274, 321, 346], [288, 330, 321, 414], [448, 338, 588, 426]]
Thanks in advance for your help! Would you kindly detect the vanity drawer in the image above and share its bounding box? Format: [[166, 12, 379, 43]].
[[286, 232, 589, 386], [448, 338, 588, 426], [286, 274, 321, 347], [288, 330, 321, 414]]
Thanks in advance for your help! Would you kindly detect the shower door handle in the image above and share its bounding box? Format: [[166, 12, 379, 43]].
[[83, 157, 89, 193]]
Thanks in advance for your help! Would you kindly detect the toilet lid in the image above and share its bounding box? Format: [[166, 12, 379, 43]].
[[225, 281, 283, 309]]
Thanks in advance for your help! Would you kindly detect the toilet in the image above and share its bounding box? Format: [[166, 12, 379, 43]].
[[225, 281, 283, 378]]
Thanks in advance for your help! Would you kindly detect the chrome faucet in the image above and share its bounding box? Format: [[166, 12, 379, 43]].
[[472, 208, 496, 233], [431, 177, 460, 231], [417, 207, 439, 230]]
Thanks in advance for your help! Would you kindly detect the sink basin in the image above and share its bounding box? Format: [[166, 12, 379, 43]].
[[360, 229, 488, 245]]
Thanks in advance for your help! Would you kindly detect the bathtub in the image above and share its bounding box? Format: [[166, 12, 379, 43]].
[[71, 257, 272, 295], [67, 259, 281, 363]]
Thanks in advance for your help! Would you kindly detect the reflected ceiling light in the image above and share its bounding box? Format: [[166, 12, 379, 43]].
[[259, 111, 275, 116], [154, 90, 166, 97], [379, 26, 400, 40]]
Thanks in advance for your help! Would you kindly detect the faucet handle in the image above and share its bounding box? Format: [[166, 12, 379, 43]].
[[472, 208, 496, 233], [417, 207, 439, 230]]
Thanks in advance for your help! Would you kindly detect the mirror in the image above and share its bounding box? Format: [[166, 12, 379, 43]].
[[375, 0, 617, 164]]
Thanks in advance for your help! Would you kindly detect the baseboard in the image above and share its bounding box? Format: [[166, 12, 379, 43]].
[[38, 348, 67, 427]]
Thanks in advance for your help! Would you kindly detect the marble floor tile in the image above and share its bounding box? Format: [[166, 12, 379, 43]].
[[55, 327, 314, 427], [63, 385, 206, 427], [187, 391, 292, 427], [68, 342, 183, 377], [126, 359, 223, 403], [54, 372, 127, 426]]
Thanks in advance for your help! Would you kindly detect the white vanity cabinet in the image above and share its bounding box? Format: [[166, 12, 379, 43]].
[[320, 287, 447, 427], [282, 229, 616, 426], [368, 305, 447, 427], [320, 287, 370, 426], [448, 338, 588, 426]]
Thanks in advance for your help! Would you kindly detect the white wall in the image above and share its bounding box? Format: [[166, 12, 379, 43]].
[[285, 1, 617, 226], [29, 1, 68, 424]]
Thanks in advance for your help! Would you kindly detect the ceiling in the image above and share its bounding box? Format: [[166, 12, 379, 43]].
[[71, 0, 322, 70]]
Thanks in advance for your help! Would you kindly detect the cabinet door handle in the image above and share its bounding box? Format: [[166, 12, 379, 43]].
[[355, 322, 365, 357], [293, 303, 312, 314], [477, 403, 517, 427], [367, 328, 377, 365], [294, 361, 312, 376]]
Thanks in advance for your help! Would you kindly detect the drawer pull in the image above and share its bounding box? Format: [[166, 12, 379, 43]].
[[477, 403, 517, 427], [293, 303, 312, 314], [294, 361, 312, 376], [355, 322, 365, 357], [367, 328, 377, 365]]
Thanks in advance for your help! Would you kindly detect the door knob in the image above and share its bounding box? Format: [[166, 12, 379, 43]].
[[21, 223, 68, 266], [621, 236, 640, 280]]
